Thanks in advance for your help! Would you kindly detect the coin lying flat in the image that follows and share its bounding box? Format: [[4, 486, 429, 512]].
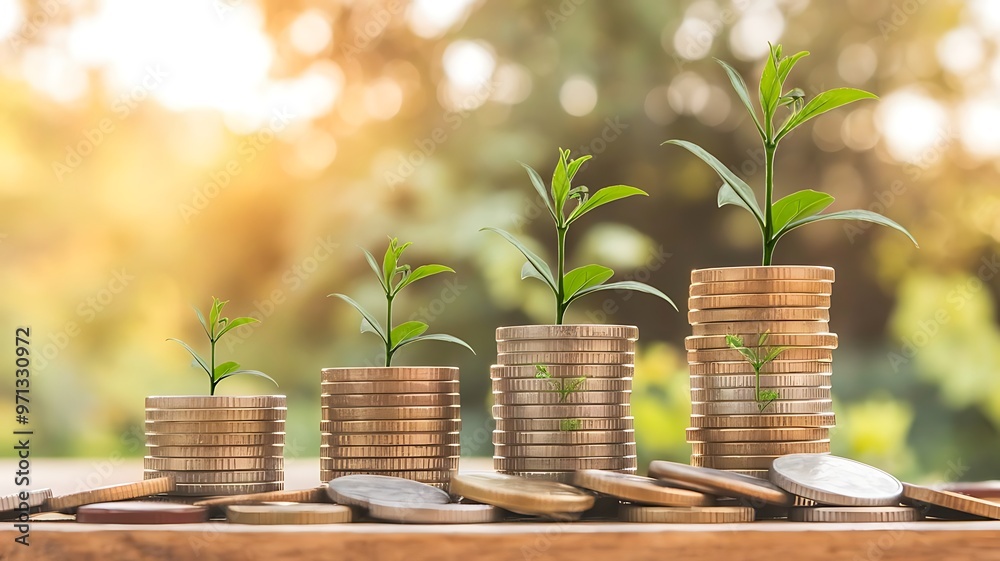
[[692, 440, 830, 456], [689, 374, 832, 389], [322, 393, 460, 407], [76, 501, 208, 524], [691, 266, 835, 283], [496, 324, 638, 341], [45, 477, 176, 512], [493, 378, 632, 392], [691, 454, 785, 470], [619, 505, 755, 523], [688, 348, 833, 363], [146, 445, 284, 458], [321, 419, 461, 433], [688, 307, 830, 324], [321, 457, 458, 471], [492, 391, 631, 405], [688, 361, 833, 375], [789, 506, 923, 522], [145, 469, 281, 484], [322, 405, 461, 421], [687, 427, 830, 443], [495, 417, 634, 431], [689, 413, 836, 428], [690, 387, 831, 402], [321, 471, 453, 485], [145, 395, 287, 409], [144, 457, 283, 471], [770, 454, 903, 506], [321, 367, 458, 382], [729, 470, 770, 479], [684, 334, 838, 350], [324, 432, 460, 447], [692, 321, 830, 336], [901, 483, 1000, 520], [227, 503, 352, 524], [144, 432, 285, 447], [688, 294, 831, 310], [496, 352, 635, 366], [144, 408, 287, 421], [493, 404, 629, 419], [326, 475, 450, 507], [649, 460, 794, 506], [493, 430, 635, 445], [689, 279, 833, 296], [450, 472, 594, 518], [320, 444, 461, 458], [493, 443, 636, 458], [572, 470, 714, 507], [494, 456, 636, 471], [497, 339, 635, 353], [195, 487, 327, 507], [143, 420, 285, 434], [321, 381, 459, 394], [691, 400, 833, 416], [173, 482, 284, 496], [367, 500, 501, 524]]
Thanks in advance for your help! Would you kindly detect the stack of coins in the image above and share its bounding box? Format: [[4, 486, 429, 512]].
[[492, 325, 638, 482], [144, 396, 286, 496], [685, 266, 837, 477], [320, 367, 460, 489]]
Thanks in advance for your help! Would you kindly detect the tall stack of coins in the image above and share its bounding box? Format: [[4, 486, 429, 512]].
[[320, 367, 460, 489], [685, 266, 837, 477], [144, 395, 286, 496], [492, 325, 638, 482]]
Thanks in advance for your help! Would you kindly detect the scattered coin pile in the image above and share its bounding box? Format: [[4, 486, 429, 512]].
[[686, 267, 837, 477], [320, 367, 461, 489], [492, 325, 639, 482], [143, 395, 286, 496]]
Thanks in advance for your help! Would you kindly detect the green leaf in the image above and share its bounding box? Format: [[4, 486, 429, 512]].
[[360, 317, 380, 336], [778, 88, 805, 108], [770, 189, 835, 234], [725, 334, 745, 349], [390, 321, 429, 349], [208, 297, 226, 339], [551, 149, 571, 216], [715, 58, 764, 138], [762, 346, 788, 363], [328, 293, 388, 343], [481, 227, 556, 291], [778, 209, 918, 247], [567, 280, 678, 311], [663, 140, 764, 228], [192, 305, 211, 339], [759, 44, 782, 130], [778, 88, 877, 139], [215, 316, 259, 340], [564, 377, 587, 393], [213, 360, 240, 380], [394, 264, 454, 294], [567, 185, 647, 224], [393, 333, 476, 355], [520, 261, 549, 284], [382, 238, 399, 288], [216, 369, 278, 387], [520, 162, 557, 221], [776, 51, 809, 87], [757, 331, 770, 347], [362, 247, 388, 292], [566, 155, 591, 180], [562, 264, 614, 303], [167, 338, 211, 377], [534, 364, 551, 379]]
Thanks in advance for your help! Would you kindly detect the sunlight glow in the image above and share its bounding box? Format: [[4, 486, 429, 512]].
[[959, 97, 1000, 158], [559, 75, 598, 117], [288, 9, 332, 56], [408, 0, 476, 39], [875, 89, 949, 161]]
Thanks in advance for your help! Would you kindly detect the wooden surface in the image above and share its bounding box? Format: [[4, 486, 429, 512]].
[[3, 459, 1000, 561]]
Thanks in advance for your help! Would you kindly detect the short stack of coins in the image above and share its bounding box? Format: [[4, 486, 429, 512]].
[[685, 266, 837, 478], [144, 395, 286, 496], [492, 324, 638, 482], [320, 367, 461, 490]]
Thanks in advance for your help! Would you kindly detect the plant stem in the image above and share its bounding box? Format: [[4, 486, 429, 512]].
[[209, 335, 216, 396], [555, 225, 567, 324], [762, 142, 777, 266], [385, 294, 394, 367]]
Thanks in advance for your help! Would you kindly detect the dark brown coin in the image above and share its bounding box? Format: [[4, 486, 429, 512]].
[[75, 501, 208, 524]]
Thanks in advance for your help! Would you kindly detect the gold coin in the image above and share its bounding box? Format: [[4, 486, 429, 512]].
[[490, 365, 634, 379], [321, 405, 461, 421], [690, 387, 831, 402], [144, 456, 283, 471], [688, 347, 833, 363], [145, 395, 286, 409], [322, 393, 460, 407], [572, 470, 714, 507], [320, 457, 458, 471], [492, 390, 631, 405], [144, 432, 285, 447], [691, 266, 835, 283], [320, 419, 461, 433], [502, 469, 636, 484], [145, 469, 281, 484], [321, 470, 454, 484], [689, 279, 833, 296], [689, 293, 831, 310], [493, 404, 630, 419], [689, 413, 836, 428], [323, 432, 460, 446], [320, 380, 458, 394], [320, 444, 461, 458], [496, 324, 638, 341], [492, 378, 632, 392], [688, 361, 833, 375], [690, 454, 786, 470], [493, 429, 635, 445], [789, 506, 923, 522], [144, 408, 286, 422], [493, 456, 637, 471], [172, 482, 283, 496], [321, 367, 458, 382], [367, 500, 500, 524], [143, 420, 285, 434], [686, 427, 830, 443], [496, 352, 635, 366], [648, 460, 794, 506], [496, 339, 636, 353], [684, 333, 838, 350], [901, 483, 1000, 520], [620, 504, 755, 523], [690, 374, 832, 389], [194, 487, 327, 507], [44, 477, 175, 512], [145, 444, 284, 458], [691, 321, 829, 335], [228, 503, 352, 524], [689, 307, 830, 324], [495, 417, 633, 431], [493, 443, 636, 458], [691, 440, 831, 455], [450, 472, 595, 518], [691, 399, 833, 415]]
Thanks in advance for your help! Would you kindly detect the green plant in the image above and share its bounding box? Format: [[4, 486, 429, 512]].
[[725, 332, 785, 412], [483, 149, 676, 324], [663, 44, 918, 265], [329, 237, 474, 367], [534, 364, 585, 430], [168, 297, 277, 396]]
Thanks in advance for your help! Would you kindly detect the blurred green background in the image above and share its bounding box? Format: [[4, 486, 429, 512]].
[[2, 0, 998, 483]]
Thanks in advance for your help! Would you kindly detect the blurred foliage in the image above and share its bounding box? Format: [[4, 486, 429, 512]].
[[1, 0, 999, 482]]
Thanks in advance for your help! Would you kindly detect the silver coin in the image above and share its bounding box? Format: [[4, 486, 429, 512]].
[[769, 454, 903, 506], [326, 475, 449, 508]]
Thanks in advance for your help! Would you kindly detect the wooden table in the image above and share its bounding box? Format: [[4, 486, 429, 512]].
[[3, 459, 999, 561]]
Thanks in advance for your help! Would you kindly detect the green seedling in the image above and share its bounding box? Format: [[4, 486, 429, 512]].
[[330, 237, 474, 367], [725, 332, 786, 412], [664, 43, 917, 265], [483, 149, 677, 324], [168, 297, 277, 396], [534, 364, 586, 431]]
